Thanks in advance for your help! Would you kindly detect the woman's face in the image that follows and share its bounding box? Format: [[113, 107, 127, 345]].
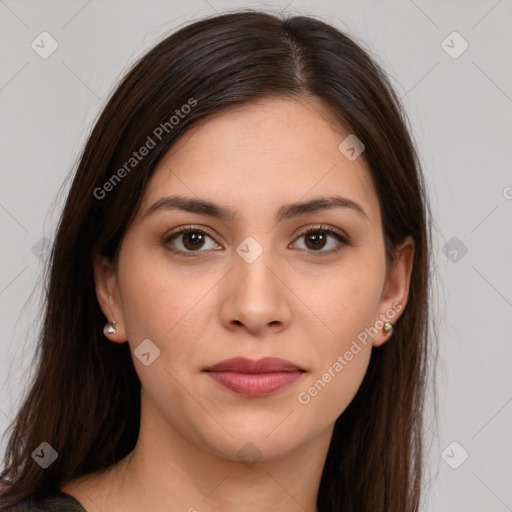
[[95, 96, 413, 462]]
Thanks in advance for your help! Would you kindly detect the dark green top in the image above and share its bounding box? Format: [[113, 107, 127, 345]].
[[4, 490, 86, 511]]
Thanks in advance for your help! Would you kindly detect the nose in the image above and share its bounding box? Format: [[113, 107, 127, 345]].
[[218, 246, 293, 338]]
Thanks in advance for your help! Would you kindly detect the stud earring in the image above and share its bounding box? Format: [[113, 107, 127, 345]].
[[383, 321, 394, 336], [103, 320, 116, 335]]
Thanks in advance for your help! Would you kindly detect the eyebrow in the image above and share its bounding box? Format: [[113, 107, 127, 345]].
[[142, 194, 369, 222]]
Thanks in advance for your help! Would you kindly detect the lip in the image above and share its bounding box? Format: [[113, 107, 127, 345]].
[[204, 357, 305, 397], [205, 357, 304, 373]]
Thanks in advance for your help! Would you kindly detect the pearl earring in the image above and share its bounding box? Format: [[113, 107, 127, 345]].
[[103, 320, 116, 335]]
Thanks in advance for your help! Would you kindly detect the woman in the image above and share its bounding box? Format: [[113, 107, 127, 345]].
[[0, 9, 435, 512]]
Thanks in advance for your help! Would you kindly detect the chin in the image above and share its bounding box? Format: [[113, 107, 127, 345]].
[[191, 419, 312, 464]]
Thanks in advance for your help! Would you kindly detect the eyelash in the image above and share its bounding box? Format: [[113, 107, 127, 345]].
[[161, 224, 351, 258]]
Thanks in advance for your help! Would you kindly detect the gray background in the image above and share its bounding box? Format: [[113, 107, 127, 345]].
[[1, 1, 511, 510]]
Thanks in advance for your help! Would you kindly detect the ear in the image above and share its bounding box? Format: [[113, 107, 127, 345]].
[[372, 236, 415, 347], [92, 252, 128, 343]]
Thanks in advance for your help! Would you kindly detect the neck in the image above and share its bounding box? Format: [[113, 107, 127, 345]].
[[64, 401, 333, 512]]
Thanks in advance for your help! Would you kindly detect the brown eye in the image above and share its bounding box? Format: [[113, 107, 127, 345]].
[[292, 226, 350, 256], [178, 231, 207, 251], [162, 226, 221, 255]]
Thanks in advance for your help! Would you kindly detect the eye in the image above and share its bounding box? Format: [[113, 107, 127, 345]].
[[291, 224, 351, 256], [162, 225, 221, 256]]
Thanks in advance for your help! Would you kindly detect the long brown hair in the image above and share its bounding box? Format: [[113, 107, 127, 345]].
[[0, 10, 436, 511]]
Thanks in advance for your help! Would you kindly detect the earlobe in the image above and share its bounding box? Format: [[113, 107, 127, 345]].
[[372, 236, 415, 347], [92, 253, 127, 343]]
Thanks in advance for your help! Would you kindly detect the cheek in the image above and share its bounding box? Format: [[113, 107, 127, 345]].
[[292, 260, 382, 419], [295, 274, 378, 410], [303, 262, 383, 345], [116, 253, 215, 368]]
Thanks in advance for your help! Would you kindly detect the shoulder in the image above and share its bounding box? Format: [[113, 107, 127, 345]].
[[3, 490, 86, 511]]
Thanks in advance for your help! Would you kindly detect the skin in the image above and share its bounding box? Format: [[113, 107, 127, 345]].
[[62, 96, 414, 512]]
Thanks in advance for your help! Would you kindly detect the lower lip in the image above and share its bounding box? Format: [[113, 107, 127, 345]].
[[206, 370, 304, 397]]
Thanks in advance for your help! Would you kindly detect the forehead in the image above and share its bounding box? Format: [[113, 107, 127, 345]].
[[138, 97, 381, 226]]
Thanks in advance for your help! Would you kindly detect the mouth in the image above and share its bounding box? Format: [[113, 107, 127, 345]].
[[203, 357, 306, 397]]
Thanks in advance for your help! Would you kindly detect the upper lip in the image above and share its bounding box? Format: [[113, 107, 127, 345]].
[[204, 357, 304, 373]]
